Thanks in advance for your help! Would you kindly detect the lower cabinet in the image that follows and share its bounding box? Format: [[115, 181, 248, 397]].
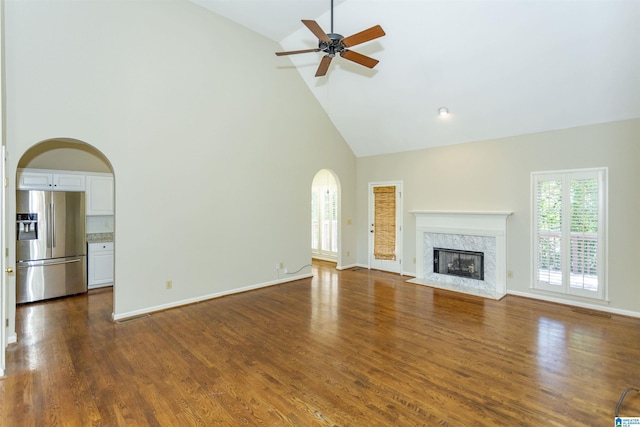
[[88, 242, 114, 289]]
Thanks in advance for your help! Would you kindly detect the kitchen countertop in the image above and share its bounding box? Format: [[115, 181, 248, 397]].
[[86, 233, 114, 243]]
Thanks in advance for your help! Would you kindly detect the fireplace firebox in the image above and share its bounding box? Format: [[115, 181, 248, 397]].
[[433, 248, 484, 280]]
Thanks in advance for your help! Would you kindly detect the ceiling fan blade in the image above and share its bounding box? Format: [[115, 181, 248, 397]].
[[275, 48, 321, 56], [302, 20, 331, 43], [341, 25, 385, 48], [341, 50, 379, 69], [315, 55, 333, 77]]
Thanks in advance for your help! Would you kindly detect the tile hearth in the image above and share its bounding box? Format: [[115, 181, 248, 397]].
[[408, 277, 504, 300]]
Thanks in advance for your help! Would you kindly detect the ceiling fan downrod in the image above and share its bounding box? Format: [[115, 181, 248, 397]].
[[331, 0, 334, 34]]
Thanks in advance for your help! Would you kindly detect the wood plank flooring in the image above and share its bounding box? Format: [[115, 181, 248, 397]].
[[1, 260, 639, 426]]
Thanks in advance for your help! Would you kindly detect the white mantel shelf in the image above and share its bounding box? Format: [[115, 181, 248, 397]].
[[409, 210, 513, 300], [410, 210, 513, 236], [410, 210, 514, 216]]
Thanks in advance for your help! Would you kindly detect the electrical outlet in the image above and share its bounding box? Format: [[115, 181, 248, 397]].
[[413, 257, 416, 264], [284, 268, 288, 274], [275, 263, 280, 270], [507, 270, 514, 279], [166, 280, 173, 289], [279, 262, 284, 269]]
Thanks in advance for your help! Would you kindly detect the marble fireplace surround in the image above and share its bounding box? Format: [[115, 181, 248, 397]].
[[407, 211, 512, 300]]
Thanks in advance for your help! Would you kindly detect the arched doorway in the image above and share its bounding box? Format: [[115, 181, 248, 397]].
[[15, 138, 114, 308], [311, 169, 339, 263]]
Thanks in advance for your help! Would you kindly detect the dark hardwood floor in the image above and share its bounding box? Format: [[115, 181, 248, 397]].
[[1, 260, 639, 426]]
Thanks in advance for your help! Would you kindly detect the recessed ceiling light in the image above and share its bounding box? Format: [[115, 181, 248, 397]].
[[438, 107, 449, 117]]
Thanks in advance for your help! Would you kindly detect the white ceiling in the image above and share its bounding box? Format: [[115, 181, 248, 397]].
[[191, 0, 640, 157]]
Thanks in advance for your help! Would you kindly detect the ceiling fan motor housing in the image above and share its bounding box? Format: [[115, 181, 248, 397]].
[[319, 33, 345, 56]]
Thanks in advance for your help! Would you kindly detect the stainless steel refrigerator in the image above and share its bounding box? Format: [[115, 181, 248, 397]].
[[16, 190, 87, 304]]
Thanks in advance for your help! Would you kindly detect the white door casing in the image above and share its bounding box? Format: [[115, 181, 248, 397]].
[[1, 147, 5, 377], [1, 0, 6, 375]]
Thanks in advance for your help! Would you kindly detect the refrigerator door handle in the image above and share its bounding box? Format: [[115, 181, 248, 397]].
[[46, 201, 52, 249], [17, 258, 82, 268], [51, 201, 56, 248]]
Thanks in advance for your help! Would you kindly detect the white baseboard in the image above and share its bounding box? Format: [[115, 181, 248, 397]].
[[507, 290, 640, 319], [112, 273, 313, 321], [336, 263, 358, 270], [334, 263, 415, 275], [312, 255, 337, 263], [112, 273, 640, 322]]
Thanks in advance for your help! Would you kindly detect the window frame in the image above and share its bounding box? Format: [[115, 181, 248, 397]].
[[531, 167, 608, 300]]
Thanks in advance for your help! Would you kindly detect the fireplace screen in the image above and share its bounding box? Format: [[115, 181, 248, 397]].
[[433, 248, 484, 280]]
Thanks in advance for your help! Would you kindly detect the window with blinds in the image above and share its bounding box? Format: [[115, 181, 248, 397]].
[[311, 170, 338, 260], [536, 178, 563, 286], [532, 168, 607, 299]]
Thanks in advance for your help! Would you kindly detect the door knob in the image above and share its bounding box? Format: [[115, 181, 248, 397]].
[[5, 267, 13, 273]]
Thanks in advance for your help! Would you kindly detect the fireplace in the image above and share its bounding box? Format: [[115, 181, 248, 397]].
[[434, 248, 484, 280], [408, 210, 512, 299]]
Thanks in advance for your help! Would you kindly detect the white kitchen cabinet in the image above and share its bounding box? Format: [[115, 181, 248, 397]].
[[17, 169, 85, 191], [17, 171, 52, 189], [88, 242, 114, 289], [86, 175, 114, 216], [54, 173, 86, 191]]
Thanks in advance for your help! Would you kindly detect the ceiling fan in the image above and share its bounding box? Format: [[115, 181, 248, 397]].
[[275, 0, 385, 77]]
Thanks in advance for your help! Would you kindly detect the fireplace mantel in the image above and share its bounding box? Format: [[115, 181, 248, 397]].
[[410, 210, 513, 232], [410, 210, 513, 216], [408, 210, 513, 299]]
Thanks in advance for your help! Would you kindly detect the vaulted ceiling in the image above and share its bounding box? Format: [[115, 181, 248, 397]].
[[192, 0, 640, 157]]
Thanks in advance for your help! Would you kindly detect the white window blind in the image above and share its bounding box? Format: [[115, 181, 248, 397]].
[[330, 190, 338, 253], [311, 170, 338, 260], [532, 168, 607, 299], [311, 189, 319, 251], [569, 177, 599, 291], [536, 178, 563, 287]]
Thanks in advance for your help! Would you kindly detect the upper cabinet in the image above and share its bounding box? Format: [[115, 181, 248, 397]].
[[54, 173, 86, 191], [86, 174, 114, 216], [17, 169, 114, 216], [17, 169, 85, 191]]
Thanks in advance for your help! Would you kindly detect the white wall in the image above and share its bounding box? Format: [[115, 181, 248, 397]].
[[5, 0, 357, 320], [18, 139, 111, 173], [356, 119, 640, 315]]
